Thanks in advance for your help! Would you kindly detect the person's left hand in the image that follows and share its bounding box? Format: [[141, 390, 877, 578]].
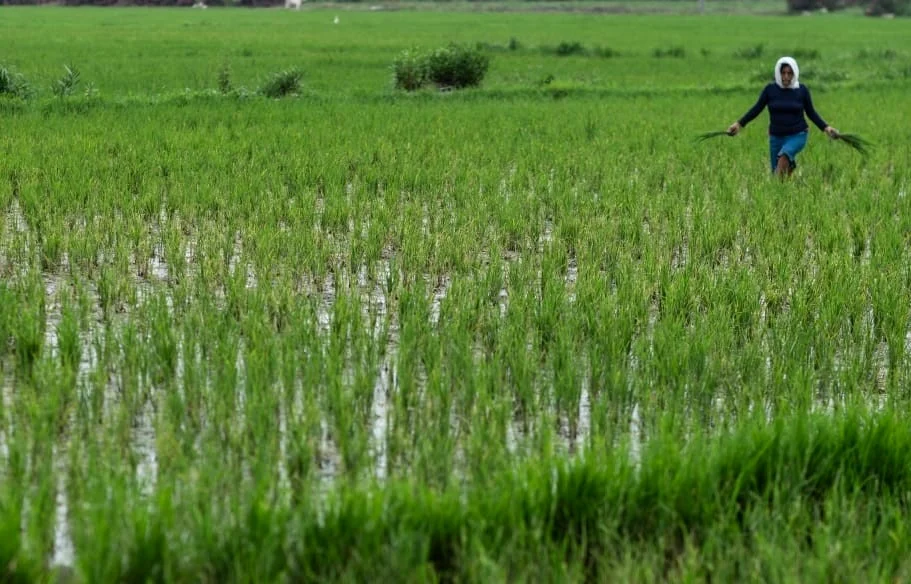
[[825, 126, 840, 139]]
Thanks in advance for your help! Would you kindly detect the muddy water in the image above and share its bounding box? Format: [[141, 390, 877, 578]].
[[51, 445, 74, 569]]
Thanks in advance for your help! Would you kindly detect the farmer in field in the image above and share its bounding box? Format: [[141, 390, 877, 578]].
[[727, 57, 839, 178]]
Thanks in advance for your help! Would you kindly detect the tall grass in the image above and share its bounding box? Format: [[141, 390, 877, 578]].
[[55, 413, 911, 581]]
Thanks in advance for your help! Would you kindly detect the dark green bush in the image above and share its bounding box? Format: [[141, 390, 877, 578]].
[[259, 69, 302, 98], [785, 0, 860, 12], [394, 44, 489, 91], [218, 64, 232, 94], [863, 0, 909, 14], [554, 41, 586, 56], [392, 48, 429, 91], [424, 43, 490, 89], [0, 65, 31, 99], [653, 46, 686, 58]]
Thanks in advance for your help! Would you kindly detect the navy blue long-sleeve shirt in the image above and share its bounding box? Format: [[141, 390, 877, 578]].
[[738, 83, 828, 137]]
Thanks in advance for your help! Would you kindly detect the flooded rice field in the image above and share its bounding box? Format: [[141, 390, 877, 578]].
[[2, 17, 910, 574], [1, 195, 905, 570]]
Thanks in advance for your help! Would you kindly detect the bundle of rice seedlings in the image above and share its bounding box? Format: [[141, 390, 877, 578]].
[[835, 133, 874, 157], [695, 130, 733, 142]]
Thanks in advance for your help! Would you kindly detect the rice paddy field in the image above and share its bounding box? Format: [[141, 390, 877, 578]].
[[2, 5, 911, 581]]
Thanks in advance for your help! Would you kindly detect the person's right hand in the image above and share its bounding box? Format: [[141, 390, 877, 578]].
[[727, 122, 742, 136]]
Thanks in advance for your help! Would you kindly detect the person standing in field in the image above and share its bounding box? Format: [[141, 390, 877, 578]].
[[727, 56, 839, 178]]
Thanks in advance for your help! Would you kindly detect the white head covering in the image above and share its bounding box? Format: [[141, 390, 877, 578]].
[[774, 56, 800, 89]]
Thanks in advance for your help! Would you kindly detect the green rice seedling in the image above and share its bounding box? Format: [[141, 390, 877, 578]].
[[83, 329, 109, 427], [71, 472, 152, 582], [96, 265, 121, 321], [12, 273, 45, 377], [178, 313, 205, 435], [241, 324, 282, 465], [582, 295, 637, 429], [57, 292, 81, 375], [39, 224, 65, 273], [835, 133, 874, 158], [187, 490, 291, 583], [551, 320, 582, 444], [415, 369, 457, 487], [148, 294, 178, 387], [118, 320, 145, 417], [119, 493, 173, 583], [209, 320, 240, 428], [291, 489, 388, 580], [17, 372, 65, 554], [437, 284, 484, 434], [0, 282, 12, 360], [0, 491, 38, 583], [695, 129, 734, 142], [536, 248, 569, 355], [870, 271, 910, 385], [498, 312, 539, 426], [387, 291, 430, 475], [160, 224, 186, 285]]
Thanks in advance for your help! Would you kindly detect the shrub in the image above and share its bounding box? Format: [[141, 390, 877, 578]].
[[259, 69, 302, 98], [218, 63, 232, 94], [53, 64, 81, 98], [554, 41, 586, 56], [863, 0, 909, 15], [424, 43, 489, 89], [786, 0, 860, 12], [653, 46, 686, 58], [393, 48, 429, 91], [0, 65, 31, 99], [392, 44, 489, 92]]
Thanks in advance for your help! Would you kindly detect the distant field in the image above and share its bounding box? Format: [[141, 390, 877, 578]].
[[0, 6, 907, 94], [2, 7, 911, 582]]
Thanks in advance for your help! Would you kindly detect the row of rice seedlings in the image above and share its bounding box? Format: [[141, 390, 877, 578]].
[[6, 410, 906, 581], [6, 184, 911, 459], [5, 211, 909, 395]]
